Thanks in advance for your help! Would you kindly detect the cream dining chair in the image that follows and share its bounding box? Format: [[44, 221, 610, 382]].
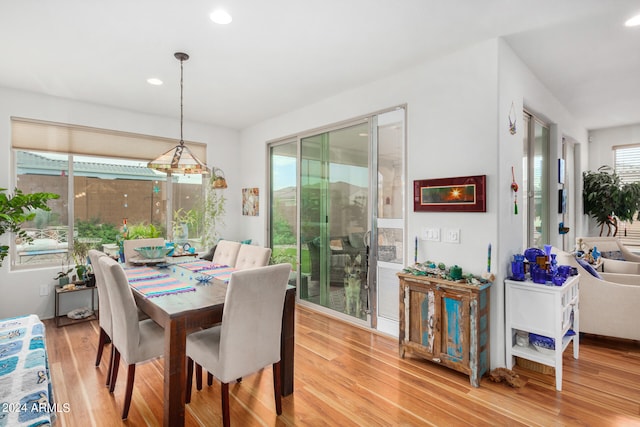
[[88, 249, 112, 382], [194, 243, 274, 390], [185, 263, 292, 427], [211, 240, 242, 266], [123, 237, 165, 266], [99, 256, 165, 420], [234, 244, 272, 270]]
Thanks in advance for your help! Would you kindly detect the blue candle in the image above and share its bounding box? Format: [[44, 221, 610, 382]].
[[414, 236, 418, 264], [487, 243, 492, 273]]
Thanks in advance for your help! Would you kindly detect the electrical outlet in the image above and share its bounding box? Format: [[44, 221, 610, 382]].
[[444, 228, 460, 244], [422, 227, 440, 241], [39, 283, 50, 296]]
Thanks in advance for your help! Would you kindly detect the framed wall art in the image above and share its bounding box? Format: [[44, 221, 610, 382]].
[[414, 175, 486, 212], [242, 187, 259, 216]]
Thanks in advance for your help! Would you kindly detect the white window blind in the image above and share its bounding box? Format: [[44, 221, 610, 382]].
[[614, 144, 640, 247], [11, 117, 206, 161]]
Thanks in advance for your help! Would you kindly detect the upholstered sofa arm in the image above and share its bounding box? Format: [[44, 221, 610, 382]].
[[579, 275, 640, 340], [599, 272, 640, 286], [602, 258, 640, 274]]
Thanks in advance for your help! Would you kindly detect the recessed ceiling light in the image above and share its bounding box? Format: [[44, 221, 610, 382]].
[[210, 9, 232, 25], [147, 78, 163, 86], [624, 14, 640, 27]]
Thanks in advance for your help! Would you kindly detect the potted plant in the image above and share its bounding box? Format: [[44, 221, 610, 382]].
[[0, 187, 60, 267], [54, 257, 74, 286], [583, 166, 640, 236], [72, 238, 92, 284], [200, 176, 227, 250]]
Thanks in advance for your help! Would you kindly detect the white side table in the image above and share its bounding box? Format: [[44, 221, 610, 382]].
[[505, 275, 579, 391]]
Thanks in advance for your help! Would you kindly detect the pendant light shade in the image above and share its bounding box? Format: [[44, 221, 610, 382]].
[[148, 52, 209, 175]]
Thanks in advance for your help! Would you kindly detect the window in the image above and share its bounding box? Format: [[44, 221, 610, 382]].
[[614, 144, 640, 246], [523, 112, 550, 248], [11, 118, 206, 268]]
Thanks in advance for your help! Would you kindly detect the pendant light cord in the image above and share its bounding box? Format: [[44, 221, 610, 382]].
[[179, 57, 184, 145]]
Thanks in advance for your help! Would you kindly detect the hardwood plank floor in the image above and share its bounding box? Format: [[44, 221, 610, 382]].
[[44, 305, 640, 426]]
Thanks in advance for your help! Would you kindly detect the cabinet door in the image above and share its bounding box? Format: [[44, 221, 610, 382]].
[[407, 285, 438, 355], [438, 289, 470, 365]]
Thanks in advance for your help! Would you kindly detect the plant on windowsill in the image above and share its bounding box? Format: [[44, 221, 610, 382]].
[[0, 187, 60, 267], [583, 166, 640, 236]]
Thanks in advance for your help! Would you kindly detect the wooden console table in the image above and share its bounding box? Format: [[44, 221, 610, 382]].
[[398, 272, 491, 387]]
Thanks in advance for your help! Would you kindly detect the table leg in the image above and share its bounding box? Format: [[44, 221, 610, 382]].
[[164, 317, 187, 427]]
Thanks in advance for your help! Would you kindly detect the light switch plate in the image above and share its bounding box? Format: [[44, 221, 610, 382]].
[[444, 228, 460, 244], [40, 283, 50, 296], [422, 227, 440, 241]]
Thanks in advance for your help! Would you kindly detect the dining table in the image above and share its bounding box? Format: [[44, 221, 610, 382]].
[[125, 258, 296, 427]]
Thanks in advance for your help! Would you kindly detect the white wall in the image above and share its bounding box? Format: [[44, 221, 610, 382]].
[[587, 123, 640, 236], [589, 123, 640, 170], [0, 86, 240, 319], [0, 35, 593, 369], [240, 38, 590, 369], [497, 39, 589, 366], [241, 39, 502, 365]]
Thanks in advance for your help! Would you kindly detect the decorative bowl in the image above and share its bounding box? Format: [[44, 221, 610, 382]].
[[195, 275, 212, 284], [134, 246, 171, 259], [529, 333, 555, 355], [524, 247, 545, 263]]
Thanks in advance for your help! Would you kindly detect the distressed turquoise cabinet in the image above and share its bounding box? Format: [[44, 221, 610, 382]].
[[398, 273, 491, 387]]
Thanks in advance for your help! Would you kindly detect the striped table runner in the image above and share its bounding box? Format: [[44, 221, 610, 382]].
[[198, 265, 236, 283], [124, 266, 195, 297]]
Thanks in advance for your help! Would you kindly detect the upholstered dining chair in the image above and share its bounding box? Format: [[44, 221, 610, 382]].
[[88, 249, 112, 377], [211, 240, 242, 266], [194, 243, 273, 389], [234, 244, 272, 270], [123, 237, 165, 266], [185, 263, 292, 427], [99, 256, 165, 420]]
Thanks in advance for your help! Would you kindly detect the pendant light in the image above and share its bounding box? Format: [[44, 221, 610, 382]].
[[148, 52, 209, 174]]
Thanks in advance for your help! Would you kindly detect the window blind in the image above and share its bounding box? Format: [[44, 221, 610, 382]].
[[614, 144, 640, 248], [11, 117, 206, 162]]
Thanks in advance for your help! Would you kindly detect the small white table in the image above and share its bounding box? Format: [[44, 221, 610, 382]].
[[505, 275, 579, 391]]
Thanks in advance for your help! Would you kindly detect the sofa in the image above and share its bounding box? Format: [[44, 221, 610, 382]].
[[577, 236, 640, 261], [577, 236, 640, 274], [554, 248, 640, 341]]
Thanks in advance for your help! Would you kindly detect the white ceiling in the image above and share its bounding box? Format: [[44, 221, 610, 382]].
[[1, 0, 639, 131]]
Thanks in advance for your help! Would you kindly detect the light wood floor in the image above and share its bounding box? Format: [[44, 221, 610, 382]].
[[45, 305, 640, 426]]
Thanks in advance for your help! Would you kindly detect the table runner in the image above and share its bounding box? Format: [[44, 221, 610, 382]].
[[175, 259, 225, 272], [125, 266, 195, 298], [124, 266, 170, 282], [198, 265, 235, 283]]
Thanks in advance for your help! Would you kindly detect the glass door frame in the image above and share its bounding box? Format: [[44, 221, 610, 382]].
[[266, 105, 406, 329]]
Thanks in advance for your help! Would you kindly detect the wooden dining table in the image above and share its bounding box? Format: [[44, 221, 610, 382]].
[[128, 260, 296, 427]]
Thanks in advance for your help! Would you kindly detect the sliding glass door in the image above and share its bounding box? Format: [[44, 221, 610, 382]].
[[268, 107, 406, 330], [300, 122, 370, 320]]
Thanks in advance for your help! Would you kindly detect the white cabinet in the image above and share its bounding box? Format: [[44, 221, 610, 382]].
[[505, 275, 579, 391]]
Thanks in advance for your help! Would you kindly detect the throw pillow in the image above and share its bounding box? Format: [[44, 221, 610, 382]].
[[200, 245, 217, 261], [576, 257, 602, 279], [601, 250, 625, 260]]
